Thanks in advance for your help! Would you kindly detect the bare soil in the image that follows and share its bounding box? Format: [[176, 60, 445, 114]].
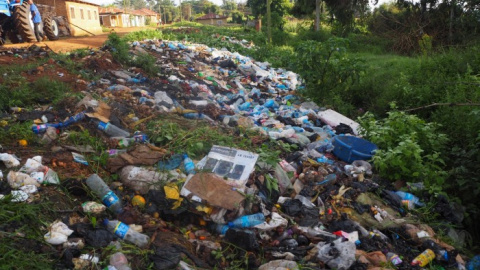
[[1, 27, 155, 53]]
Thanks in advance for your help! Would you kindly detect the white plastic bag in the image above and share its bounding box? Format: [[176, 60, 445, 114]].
[[7, 171, 40, 188], [0, 153, 20, 168]]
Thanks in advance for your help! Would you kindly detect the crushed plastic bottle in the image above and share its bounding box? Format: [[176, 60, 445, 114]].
[[104, 219, 149, 248]]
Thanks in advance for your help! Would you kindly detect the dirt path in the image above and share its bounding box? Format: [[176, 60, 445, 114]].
[[1, 27, 156, 53]]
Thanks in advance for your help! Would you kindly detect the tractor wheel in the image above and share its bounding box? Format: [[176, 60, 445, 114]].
[[13, 2, 37, 43], [7, 31, 22, 44], [43, 16, 59, 41]]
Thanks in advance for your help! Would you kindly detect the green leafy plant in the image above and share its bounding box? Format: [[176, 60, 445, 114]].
[[294, 38, 365, 105], [132, 53, 159, 77], [105, 32, 131, 65], [358, 104, 448, 189]]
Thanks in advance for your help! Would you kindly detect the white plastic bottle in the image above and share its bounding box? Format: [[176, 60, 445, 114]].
[[86, 174, 123, 214], [93, 119, 130, 138], [109, 252, 132, 270], [104, 219, 149, 248]]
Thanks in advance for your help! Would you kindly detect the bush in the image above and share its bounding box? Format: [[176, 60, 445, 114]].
[[358, 105, 448, 188], [231, 11, 244, 24], [105, 32, 131, 65], [132, 53, 159, 76], [293, 38, 365, 105]]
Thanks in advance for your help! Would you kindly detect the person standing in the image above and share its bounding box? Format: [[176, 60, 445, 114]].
[[28, 0, 45, 42]]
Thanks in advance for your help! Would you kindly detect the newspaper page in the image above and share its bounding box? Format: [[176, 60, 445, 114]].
[[180, 145, 259, 204]]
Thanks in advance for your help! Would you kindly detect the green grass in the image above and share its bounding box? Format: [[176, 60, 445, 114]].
[[0, 121, 36, 145], [146, 115, 262, 159], [0, 199, 56, 269], [123, 29, 164, 42]]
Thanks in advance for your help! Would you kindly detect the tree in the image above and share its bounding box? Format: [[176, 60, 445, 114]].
[[154, 0, 178, 22], [203, 2, 220, 14], [292, 0, 375, 32], [114, 0, 147, 9], [231, 10, 244, 23], [246, 0, 292, 28], [223, 0, 237, 11]]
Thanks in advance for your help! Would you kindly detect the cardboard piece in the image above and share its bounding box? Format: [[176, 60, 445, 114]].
[[183, 173, 245, 210], [196, 145, 259, 189]]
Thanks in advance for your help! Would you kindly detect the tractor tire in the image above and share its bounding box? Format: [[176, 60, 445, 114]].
[[43, 16, 59, 41], [13, 2, 37, 43], [7, 31, 22, 44]]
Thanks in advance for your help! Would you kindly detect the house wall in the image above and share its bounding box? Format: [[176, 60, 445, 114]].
[[65, 1, 102, 36], [196, 18, 227, 26]]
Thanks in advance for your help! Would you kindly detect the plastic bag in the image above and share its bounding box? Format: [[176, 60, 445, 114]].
[[317, 238, 356, 270], [0, 153, 20, 168]]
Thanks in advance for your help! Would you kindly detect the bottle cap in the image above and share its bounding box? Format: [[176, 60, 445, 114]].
[[103, 219, 110, 226]]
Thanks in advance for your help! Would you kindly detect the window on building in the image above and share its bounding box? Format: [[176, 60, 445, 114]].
[[94, 10, 98, 20], [80, 9, 84, 20], [88, 10, 91, 20], [70, 7, 75, 19], [217, 20, 223, 25]]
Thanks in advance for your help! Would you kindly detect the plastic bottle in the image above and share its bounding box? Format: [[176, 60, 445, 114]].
[[62, 112, 86, 127], [411, 249, 435, 267], [238, 102, 251, 111], [106, 149, 128, 156], [104, 219, 149, 248], [395, 191, 425, 208], [86, 174, 123, 214], [183, 154, 195, 175], [213, 224, 230, 235], [93, 120, 130, 138], [31, 123, 62, 134], [386, 252, 402, 265], [109, 252, 131, 270], [227, 213, 265, 228]]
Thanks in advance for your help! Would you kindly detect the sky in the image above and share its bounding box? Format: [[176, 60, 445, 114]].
[[92, 0, 394, 8]]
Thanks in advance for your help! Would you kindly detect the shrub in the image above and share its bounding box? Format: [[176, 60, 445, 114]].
[[293, 38, 365, 105], [132, 53, 159, 76], [105, 32, 131, 65], [358, 104, 448, 188]]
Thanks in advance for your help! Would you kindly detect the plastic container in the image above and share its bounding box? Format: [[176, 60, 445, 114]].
[[86, 174, 123, 214], [332, 135, 378, 163], [386, 252, 402, 265], [104, 219, 149, 248], [395, 191, 425, 208], [109, 252, 131, 270], [411, 249, 435, 267], [227, 213, 265, 228], [183, 154, 195, 175], [93, 120, 130, 138]]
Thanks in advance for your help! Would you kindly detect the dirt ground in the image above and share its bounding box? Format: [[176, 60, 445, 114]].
[[1, 27, 155, 53]]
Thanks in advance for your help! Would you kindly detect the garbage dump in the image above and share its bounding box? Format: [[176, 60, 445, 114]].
[[0, 38, 476, 270]]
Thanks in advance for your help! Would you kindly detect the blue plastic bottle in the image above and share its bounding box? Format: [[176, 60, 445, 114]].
[[213, 224, 230, 235], [227, 213, 265, 228], [395, 191, 425, 207], [183, 154, 196, 175], [183, 113, 204, 119], [238, 102, 251, 111]]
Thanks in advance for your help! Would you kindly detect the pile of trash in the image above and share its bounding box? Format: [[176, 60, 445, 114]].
[[1, 37, 478, 270]]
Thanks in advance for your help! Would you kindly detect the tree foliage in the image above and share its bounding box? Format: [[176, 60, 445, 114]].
[[247, 0, 292, 29]]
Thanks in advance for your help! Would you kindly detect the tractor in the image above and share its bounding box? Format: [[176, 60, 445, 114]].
[[0, 0, 59, 45]]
